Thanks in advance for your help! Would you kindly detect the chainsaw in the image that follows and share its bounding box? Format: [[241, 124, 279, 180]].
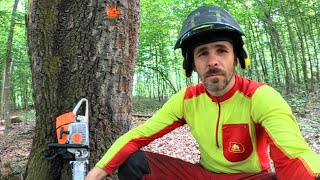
[[45, 98, 90, 180]]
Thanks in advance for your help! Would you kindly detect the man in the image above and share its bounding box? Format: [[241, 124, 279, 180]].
[[87, 5, 320, 180]]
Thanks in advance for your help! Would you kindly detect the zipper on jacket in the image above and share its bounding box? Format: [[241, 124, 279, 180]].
[[215, 102, 221, 148]]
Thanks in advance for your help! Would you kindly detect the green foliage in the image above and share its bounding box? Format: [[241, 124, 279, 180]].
[[132, 96, 167, 112], [137, 0, 320, 99], [285, 90, 308, 104], [1, 0, 320, 115], [0, 0, 32, 113], [19, 109, 36, 121], [284, 92, 308, 117], [13, 166, 23, 174]]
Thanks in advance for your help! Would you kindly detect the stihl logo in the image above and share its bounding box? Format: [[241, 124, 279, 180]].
[[228, 142, 245, 153]]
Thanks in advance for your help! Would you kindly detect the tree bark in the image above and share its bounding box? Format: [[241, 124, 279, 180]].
[[25, 0, 139, 179]]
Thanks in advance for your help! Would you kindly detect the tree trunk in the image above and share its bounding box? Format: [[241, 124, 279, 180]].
[[302, 20, 314, 91], [25, 0, 139, 179], [295, 18, 308, 90], [313, 16, 320, 82], [245, 19, 259, 81], [136, 63, 177, 94], [266, 28, 280, 88], [283, 12, 300, 85], [174, 53, 182, 90], [264, 11, 291, 93], [247, 18, 269, 82], [253, 20, 268, 81], [270, 44, 281, 88], [2, 0, 19, 134], [155, 45, 160, 101]]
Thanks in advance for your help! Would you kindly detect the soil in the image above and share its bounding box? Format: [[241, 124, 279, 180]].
[[0, 121, 34, 179]]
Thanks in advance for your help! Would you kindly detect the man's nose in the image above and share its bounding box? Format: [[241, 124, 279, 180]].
[[207, 53, 219, 67]]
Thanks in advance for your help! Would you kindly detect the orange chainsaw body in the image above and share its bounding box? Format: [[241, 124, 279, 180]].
[[56, 112, 76, 144]]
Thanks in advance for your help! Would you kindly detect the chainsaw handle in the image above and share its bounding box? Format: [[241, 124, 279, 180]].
[[59, 126, 69, 139], [72, 98, 89, 123]]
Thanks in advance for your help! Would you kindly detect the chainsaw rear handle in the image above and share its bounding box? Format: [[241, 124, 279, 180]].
[[60, 126, 69, 139], [72, 98, 89, 123]]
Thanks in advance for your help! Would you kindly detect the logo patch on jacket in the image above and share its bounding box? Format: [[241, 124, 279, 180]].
[[222, 124, 253, 162], [228, 142, 245, 153]]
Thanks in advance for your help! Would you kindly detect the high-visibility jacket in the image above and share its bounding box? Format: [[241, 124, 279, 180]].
[[96, 74, 320, 179]]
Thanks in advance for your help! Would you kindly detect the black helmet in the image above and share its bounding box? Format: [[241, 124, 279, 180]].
[[175, 6, 250, 77]]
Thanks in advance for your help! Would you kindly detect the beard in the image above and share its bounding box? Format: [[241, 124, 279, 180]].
[[201, 67, 234, 93]]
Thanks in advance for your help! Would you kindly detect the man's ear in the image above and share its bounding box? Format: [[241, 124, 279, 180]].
[[192, 63, 196, 72]]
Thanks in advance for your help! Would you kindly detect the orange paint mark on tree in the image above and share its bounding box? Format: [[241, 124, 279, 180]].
[[105, 6, 120, 20]]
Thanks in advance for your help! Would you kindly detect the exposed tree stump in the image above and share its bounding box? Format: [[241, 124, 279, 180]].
[[10, 116, 21, 124]]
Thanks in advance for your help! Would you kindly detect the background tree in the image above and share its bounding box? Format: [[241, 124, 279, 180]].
[[0, 0, 32, 116], [134, 0, 320, 99], [2, 0, 19, 134], [24, 0, 139, 179]]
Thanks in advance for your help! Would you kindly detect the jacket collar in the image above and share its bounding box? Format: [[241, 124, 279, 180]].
[[206, 74, 239, 103]]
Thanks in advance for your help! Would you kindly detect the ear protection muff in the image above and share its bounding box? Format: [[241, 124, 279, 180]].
[[182, 48, 193, 78], [235, 37, 250, 69], [238, 46, 250, 69]]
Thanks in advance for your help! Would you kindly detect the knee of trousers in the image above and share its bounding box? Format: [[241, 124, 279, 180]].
[[118, 150, 150, 179]]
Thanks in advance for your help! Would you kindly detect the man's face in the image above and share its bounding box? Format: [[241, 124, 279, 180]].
[[193, 41, 236, 96]]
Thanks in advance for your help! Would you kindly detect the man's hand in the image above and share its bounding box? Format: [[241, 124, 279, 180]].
[[86, 167, 108, 180]]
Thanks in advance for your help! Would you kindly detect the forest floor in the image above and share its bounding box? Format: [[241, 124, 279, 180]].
[[0, 93, 319, 179]]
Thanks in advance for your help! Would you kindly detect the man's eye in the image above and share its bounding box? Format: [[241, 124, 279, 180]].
[[218, 49, 227, 53], [198, 51, 208, 57]]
